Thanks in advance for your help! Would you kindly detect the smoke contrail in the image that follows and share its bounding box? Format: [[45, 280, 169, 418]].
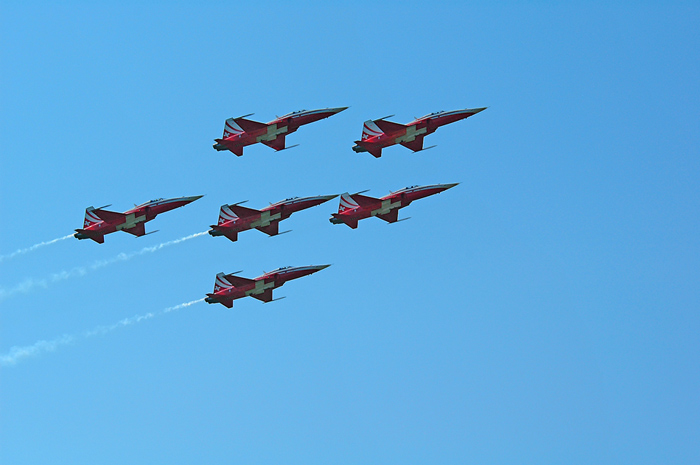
[[0, 231, 207, 302], [0, 298, 205, 367], [0, 234, 74, 263]]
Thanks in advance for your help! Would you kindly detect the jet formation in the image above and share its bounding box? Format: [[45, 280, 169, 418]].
[[205, 265, 330, 308], [213, 107, 347, 156], [352, 108, 486, 158], [74, 196, 202, 244], [73, 105, 484, 305], [330, 183, 458, 229], [208, 195, 337, 242]]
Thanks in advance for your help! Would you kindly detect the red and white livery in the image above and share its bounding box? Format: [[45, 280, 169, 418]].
[[205, 265, 330, 308], [74, 195, 203, 244], [352, 108, 486, 158], [214, 107, 348, 156], [208, 194, 338, 242], [330, 183, 458, 229]]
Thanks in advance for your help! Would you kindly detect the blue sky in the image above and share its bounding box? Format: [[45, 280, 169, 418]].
[[1, 3, 699, 464]]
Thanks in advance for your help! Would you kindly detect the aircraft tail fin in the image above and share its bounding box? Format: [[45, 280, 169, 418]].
[[361, 120, 383, 140], [83, 207, 103, 228], [218, 204, 239, 225], [223, 118, 244, 138], [338, 193, 360, 213], [214, 272, 234, 293]]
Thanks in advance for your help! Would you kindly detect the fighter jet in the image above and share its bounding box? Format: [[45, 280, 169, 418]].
[[209, 194, 338, 242], [213, 107, 348, 156], [352, 108, 486, 158], [205, 265, 331, 308], [329, 183, 458, 229], [74, 196, 203, 244]]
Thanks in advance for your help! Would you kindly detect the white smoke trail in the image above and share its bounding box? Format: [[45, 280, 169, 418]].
[[0, 234, 74, 263], [0, 298, 205, 367], [0, 232, 207, 302]]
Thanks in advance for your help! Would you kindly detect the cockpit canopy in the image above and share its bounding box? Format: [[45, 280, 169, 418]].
[[136, 198, 165, 207], [266, 266, 293, 274], [278, 110, 307, 119], [416, 111, 444, 120]]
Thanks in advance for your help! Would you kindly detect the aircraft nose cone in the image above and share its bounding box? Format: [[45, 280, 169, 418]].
[[470, 107, 487, 114], [441, 183, 460, 190], [314, 264, 331, 271], [184, 195, 204, 203], [330, 106, 349, 114], [320, 194, 339, 202]]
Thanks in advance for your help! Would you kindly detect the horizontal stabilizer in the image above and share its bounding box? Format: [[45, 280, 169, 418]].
[[367, 147, 383, 158], [229, 144, 243, 156]]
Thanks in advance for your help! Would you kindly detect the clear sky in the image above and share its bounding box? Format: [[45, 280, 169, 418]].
[[1, 2, 699, 464]]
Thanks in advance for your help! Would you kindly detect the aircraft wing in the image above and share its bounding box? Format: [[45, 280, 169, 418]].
[[92, 208, 126, 223], [227, 204, 260, 218], [376, 210, 399, 223], [400, 135, 425, 152], [261, 135, 286, 151], [250, 288, 273, 303], [374, 119, 406, 134], [350, 193, 381, 209], [223, 274, 255, 287], [234, 117, 267, 133], [255, 221, 279, 236], [122, 223, 146, 237]]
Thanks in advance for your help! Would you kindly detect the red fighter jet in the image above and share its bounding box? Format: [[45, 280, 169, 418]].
[[208, 194, 338, 242], [213, 107, 348, 156], [205, 265, 331, 308], [352, 108, 486, 158], [74, 196, 203, 244], [329, 183, 458, 229]]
